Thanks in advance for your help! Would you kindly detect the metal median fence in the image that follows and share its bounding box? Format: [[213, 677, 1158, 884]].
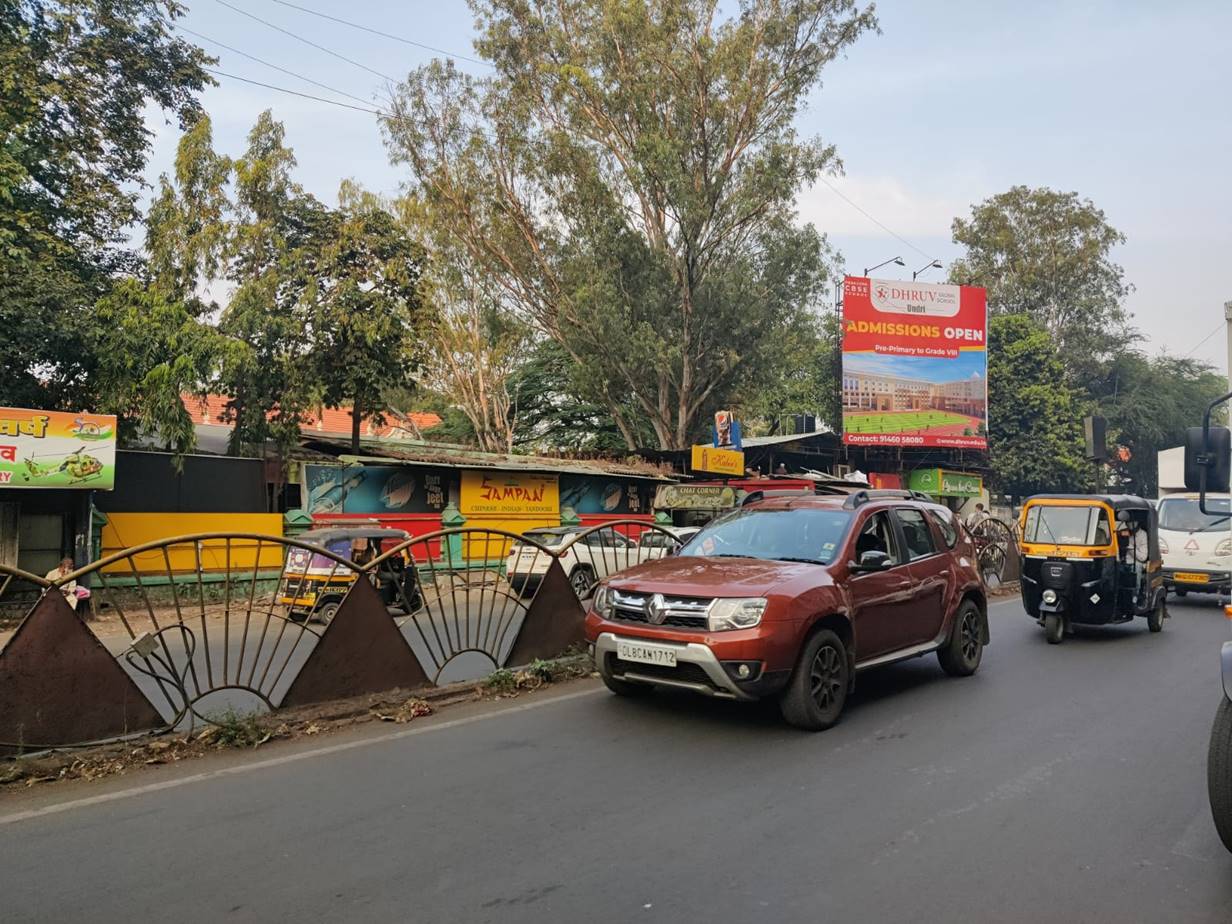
[[0, 521, 680, 755]]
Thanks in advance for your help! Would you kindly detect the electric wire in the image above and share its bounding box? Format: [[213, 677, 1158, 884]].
[[212, 0, 399, 83], [266, 0, 489, 67], [205, 69, 382, 115], [184, 26, 377, 109]]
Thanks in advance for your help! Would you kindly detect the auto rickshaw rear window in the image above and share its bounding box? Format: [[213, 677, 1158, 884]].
[[1024, 505, 1111, 546]]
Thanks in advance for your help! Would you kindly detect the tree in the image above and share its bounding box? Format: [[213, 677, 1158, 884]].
[[950, 186, 1133, 367], [0, 0, 211, 409], [1090, 351, 1226, 496], [385, 0, 874, 449], [90, 279, 236, 456], [307, 197, 429, 453], [986, 314, 1087, 498]]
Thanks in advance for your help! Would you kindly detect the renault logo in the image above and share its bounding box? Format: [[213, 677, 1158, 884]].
[[645, 593, 668, 625]]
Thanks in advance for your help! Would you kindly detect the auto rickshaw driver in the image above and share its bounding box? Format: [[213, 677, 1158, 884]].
[[1116, 512, 1150, 611]]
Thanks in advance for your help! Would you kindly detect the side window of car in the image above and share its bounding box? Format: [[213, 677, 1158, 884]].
[[854, 511, 903, 565], [895, 508, 937, 560], [928, 507, 959, 548]]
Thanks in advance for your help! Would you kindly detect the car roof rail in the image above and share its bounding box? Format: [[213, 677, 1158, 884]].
[[843, 489, 933, 508]]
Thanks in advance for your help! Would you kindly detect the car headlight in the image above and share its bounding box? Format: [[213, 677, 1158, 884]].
[[1158, 537, 1169, 554], [1216, 539, 1232, 557], [707, 597, 768, 631], [592, 584, 612, 617], [1042, 589, 1058, 604]]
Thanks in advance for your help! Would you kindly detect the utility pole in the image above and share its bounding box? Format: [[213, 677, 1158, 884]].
[[1224, 301, 1232, 604]]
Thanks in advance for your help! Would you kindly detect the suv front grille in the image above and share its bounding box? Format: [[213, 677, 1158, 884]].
[[609, 655, 716, 689], [610, 590, 711, 629]]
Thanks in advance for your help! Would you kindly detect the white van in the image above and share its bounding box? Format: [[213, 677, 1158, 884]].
[[1156, 493, 1232, 596]]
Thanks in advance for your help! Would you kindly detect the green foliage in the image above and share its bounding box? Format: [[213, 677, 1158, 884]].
[[0, 0, 211, 411], [986, 315, 1087, 497], [388, 1, 875, 448], [483, 667, 516, 693], [950, 186, 1132, 365], [91, 280, 236, 457], [207, 708, 269, 748]]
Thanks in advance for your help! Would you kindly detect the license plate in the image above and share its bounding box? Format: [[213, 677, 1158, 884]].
[[1174, 572, 1210, 584], [616, 639, 677, 667]]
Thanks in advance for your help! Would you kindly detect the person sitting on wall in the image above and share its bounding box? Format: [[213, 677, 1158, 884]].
[[45, 556, 78, 612]]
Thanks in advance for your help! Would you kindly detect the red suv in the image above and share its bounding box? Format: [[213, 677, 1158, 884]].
[[585, 490, 988, 730]]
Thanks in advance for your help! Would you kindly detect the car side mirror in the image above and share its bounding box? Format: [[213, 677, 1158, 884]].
[[850, 550, 892, 572]]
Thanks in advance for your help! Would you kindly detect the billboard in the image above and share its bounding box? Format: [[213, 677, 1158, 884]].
[[0, 407, 117, 489], [459, 470, 559, 517], [304, 464, 449, 515], [841, 277, 987, 449]]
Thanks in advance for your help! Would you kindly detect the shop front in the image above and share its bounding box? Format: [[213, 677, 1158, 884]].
[[907, 467, 984, 511]]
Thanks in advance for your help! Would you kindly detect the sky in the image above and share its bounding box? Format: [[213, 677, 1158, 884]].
[[142, 0, 1232, 372]]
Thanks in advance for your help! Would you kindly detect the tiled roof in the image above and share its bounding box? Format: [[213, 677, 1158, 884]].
[[181, 394, 441, 439]]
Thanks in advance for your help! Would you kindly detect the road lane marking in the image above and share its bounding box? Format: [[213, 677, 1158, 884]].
[[0, 686, 604, 827]]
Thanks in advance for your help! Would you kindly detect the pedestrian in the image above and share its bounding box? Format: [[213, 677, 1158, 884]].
[[45, 556, 78, 611], [965, 503, 989, 530]]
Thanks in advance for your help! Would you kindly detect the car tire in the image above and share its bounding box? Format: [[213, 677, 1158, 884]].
[[779, 628, 849, 731], [312, 601, 340, 625], [1208, 697, 1232, 853], [1044, 613, 1064, 645], [938, 599, 984, 677], [569, 566, 596, 600], [1148, 598, 1165, 633]]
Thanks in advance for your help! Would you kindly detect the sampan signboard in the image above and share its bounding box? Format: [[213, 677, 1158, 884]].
[[841, 277, 988, 449], [0, 407, 117, 490]]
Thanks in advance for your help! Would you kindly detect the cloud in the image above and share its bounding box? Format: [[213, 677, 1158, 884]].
[[796, 174, 966, 239]]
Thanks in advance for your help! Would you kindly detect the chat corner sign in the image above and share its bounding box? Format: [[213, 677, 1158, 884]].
[[0, 407, 118, 490], [691, 444, 744, 477], [841, 276, 988, 450], [908, 467, 982, 498]]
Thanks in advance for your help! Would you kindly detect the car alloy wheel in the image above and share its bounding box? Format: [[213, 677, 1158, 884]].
[[960, 608, 980, 661], [569, 567, 594, 599], [810, 644, 844, 712]]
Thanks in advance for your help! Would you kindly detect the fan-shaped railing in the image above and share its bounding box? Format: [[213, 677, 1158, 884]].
[[0, 521, 685, 754]]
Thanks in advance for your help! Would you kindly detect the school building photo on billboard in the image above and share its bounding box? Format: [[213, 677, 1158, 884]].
[[842, 352, 987, 441]]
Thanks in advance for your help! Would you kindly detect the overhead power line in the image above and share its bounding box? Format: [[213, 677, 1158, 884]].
[[1183, 319, 1226, 359], [212, 0, 399, 83], [266, 0, 490, 67], [184, 27, 376, 109], [205, 68, 382, 115], [812, 174, 938, 264]]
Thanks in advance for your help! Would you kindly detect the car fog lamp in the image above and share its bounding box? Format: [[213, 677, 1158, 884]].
[[737, 663, 751, 679], [707, 598, 768, 631], [1042, 589, 1058, 605]]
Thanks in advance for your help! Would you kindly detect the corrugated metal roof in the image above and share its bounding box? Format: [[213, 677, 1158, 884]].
[[305, 437, 675, 481]]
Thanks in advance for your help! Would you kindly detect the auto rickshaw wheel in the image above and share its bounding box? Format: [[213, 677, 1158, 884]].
[[1148, 598, 1165, 633], [1207, 696, 1232, 853], [312, 601, 341, 625], [1044, 613, 1064, 645]]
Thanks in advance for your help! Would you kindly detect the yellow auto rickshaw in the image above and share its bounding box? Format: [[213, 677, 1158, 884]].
[[1018, 494, 1166, 644], [278, 526, 420, 623]]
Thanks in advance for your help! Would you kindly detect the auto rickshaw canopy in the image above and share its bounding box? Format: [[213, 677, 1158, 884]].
[[1019, 494, 1160, 562]]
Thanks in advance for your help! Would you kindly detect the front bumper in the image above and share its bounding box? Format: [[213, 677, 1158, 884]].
[[593, 631, 787, 701], [1162, 569, 1231, 591]]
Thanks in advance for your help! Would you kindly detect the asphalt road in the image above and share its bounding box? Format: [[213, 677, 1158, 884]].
[[4, 596, 1232, 923]]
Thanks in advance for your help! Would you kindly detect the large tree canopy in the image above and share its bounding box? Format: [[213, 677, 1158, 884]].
[[386, 0, 872, 449], [950, 185, 1132, 368], [0, 0, 211, 409]]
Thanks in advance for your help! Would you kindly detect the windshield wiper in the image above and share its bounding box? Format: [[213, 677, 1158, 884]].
[[774, 556, 826, 565], [709, 553, 754, 559]]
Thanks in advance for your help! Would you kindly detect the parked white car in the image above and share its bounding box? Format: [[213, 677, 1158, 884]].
[[506, 526, 641, 598], [1157, 493, 1232, 596], [506, 524, 698, 598]]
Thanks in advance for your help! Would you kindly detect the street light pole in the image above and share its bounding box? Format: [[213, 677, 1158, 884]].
[[912, 259, 943, 281], [863, 256, 905, 277]]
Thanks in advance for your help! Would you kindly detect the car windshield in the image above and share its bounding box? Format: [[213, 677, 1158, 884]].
[[1157, 497, 1231, 532], [678, 507, 852, 565], [1023, 505, 1111, 546]]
